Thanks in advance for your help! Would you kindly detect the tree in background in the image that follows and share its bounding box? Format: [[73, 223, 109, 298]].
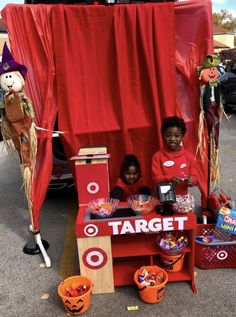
[[213, 9, 236, 32]]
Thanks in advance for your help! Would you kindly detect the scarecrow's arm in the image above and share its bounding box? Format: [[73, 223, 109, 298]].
[[199, 84, 205, 111], [21, 92, 35, 120]]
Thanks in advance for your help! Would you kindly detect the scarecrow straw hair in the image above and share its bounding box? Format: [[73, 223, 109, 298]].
[[195, 108, 206, 161], [210, 136, 220, 188], [30, 123, 37, 173], [23, 166, 34, 229], [23, 166, 33, 211]]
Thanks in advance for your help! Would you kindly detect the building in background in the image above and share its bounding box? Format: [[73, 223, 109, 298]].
[[214, 25, 235, 53], [214, 39, 230, 53]]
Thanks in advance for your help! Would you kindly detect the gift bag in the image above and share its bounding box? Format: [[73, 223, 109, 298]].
[[214, 201, 236, 241]]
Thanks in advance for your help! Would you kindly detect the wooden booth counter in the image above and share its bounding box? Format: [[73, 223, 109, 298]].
[[76, 203, 197, 294]]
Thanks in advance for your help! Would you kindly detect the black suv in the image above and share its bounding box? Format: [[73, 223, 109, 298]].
[[49, 132, 74, 190], [220, 72, 236, 112]]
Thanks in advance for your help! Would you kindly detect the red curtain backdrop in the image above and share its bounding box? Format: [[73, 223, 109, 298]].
[[52, 3, 177, 191], [1, 0, 212, 230], [175, 0, 213, 204]]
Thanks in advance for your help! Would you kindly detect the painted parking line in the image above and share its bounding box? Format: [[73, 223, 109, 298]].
[[59, 201, 78, 281]]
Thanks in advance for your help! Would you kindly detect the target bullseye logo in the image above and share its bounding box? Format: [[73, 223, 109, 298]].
[[82, 248, 108, 269], [217, 250, 228, 261], [87, 182, 99, 194], [84, 224, 98, 237]]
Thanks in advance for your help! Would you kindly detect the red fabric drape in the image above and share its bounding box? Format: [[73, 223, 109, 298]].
[[53, 3, 177, 191], [175, 0, 213, 205], [1, 0, 213, 231], [2, 5, 57, 231]]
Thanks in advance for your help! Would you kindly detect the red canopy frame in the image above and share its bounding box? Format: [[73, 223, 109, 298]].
[[1, 0, 212, 233]]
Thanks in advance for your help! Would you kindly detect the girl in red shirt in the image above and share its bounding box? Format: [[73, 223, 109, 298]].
[[152, 116, 198, 196], [111, 154, 151, 201]]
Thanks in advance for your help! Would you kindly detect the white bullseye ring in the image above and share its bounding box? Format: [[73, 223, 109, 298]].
[[86, 251, 103, 267], [217, 250, 228, 261], [84, 224, 98, 237], [82, 248, 108, 269], [87, 182, 99, 194]]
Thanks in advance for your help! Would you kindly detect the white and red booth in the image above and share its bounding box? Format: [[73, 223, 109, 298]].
[[1, 0, 214, 288]]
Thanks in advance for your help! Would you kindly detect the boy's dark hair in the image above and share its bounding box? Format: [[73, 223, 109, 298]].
[[161, 116, 186, 136], [120, 154, 141, 179]]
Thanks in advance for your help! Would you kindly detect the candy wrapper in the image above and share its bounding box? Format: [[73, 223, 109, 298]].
[[137, 266, 164, 286], [195, 234, 214, 243], [156, 231, 188, 255], [64, 285, 88, 297], [172, 194, 195, 214]]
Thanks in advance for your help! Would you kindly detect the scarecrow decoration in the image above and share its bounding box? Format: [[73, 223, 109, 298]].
[[196, 54, 225, 191], [0, 43, 51, 267]]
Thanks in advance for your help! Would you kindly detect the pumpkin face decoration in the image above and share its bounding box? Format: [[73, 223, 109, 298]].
[[199, 66, 219, 84], [58, 276, 92, 315], [64, 298, 85, 315]]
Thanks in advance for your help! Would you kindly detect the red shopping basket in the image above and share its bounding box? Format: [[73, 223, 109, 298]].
[[194, 224, 236, 269]]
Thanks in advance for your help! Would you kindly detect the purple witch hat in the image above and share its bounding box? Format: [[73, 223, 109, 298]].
[[0, 42, 27, 79]]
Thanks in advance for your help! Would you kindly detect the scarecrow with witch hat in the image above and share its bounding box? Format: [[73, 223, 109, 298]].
[[196, 54, 226, 190], [0, 42, 37, 228]]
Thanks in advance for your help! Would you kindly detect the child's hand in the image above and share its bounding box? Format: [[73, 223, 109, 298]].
[[184, 176, 193, 185], [173, 176, 182, 184]]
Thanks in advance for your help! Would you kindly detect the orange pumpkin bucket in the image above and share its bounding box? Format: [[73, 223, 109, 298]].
[[160, 253, 185, 272], [58, 275, 93, 315], [134, 265, 168, 304]]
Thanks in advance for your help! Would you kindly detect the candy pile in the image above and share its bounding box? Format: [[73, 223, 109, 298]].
[[93, 203, 113, 217], [156, 231, 188, 255], [64, 285, 88, 297], [137, 266, 165, 286], [127, 195, 158, 216], [131, 200, 153, 212], [87, 198, 119, 218], [172, 194, 194, 213]]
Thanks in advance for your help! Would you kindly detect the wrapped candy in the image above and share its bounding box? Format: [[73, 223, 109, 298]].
[[137, 266, 164, 287], [172, 194, 195, 213], [156, 231, 188, 255], [64, 285, 88, 297], [87, 198, 119, 218]]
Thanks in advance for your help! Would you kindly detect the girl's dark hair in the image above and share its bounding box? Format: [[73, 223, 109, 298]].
[[120, 154, 141, 179], [161, 116, 186, 136]]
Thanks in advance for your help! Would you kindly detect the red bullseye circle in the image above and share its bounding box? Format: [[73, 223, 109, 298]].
[[91, 254, 99, 262], [82, 248, 108, 269]]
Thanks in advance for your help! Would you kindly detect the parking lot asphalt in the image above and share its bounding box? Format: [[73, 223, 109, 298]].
[[0, 113, 235, 317]]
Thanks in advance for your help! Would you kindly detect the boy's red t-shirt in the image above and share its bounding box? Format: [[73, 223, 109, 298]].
[[152, 146, 198, 195]]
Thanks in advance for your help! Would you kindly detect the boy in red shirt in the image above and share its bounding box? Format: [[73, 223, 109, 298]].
[[152, 116, 198, 196]]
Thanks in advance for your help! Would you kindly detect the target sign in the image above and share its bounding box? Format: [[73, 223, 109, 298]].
[[87, 182, 99, 194], [82, 248, 108, 269], [84, 224, 98, 237], [217, 250, 228, 261]]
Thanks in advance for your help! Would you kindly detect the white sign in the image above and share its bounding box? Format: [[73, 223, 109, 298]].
[[107, 217, 188, 235]]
